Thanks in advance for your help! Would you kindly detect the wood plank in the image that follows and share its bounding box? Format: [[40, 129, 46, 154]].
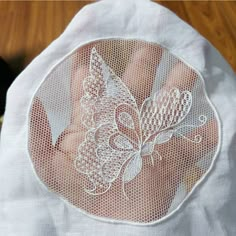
[[0, 1, 235, 73]]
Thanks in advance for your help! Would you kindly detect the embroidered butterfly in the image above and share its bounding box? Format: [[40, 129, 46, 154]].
[[74, 47, 206, 199]]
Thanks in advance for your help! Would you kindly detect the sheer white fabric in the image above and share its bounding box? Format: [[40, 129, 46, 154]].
[[1, 0, 236, 235]]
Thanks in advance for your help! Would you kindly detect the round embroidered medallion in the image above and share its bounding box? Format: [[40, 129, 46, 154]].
[[28, 39, 220, 224]]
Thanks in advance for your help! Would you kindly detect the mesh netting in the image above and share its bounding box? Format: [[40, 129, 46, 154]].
[[28, 39, 219, 224]]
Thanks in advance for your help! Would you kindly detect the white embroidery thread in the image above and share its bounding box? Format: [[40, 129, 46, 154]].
[[74, 47, 207, 199]]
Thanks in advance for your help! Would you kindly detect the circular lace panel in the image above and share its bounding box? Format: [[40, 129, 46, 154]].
[[28, 39, 220, 224]]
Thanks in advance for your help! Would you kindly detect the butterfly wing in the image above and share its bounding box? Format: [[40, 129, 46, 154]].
[[75, 48, 139, 195], [141, 88, 192, 143]]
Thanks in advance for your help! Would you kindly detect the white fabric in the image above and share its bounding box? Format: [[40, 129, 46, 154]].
[[1, 0, 236, 235]]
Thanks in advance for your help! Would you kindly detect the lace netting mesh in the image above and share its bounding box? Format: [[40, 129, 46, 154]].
[[28, 39, 219, 224]]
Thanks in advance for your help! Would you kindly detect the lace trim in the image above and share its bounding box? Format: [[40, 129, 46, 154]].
[[74, 48, 207, 199]]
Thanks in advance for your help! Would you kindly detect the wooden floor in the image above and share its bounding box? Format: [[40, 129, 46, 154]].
[[0, 1, 235, 75]]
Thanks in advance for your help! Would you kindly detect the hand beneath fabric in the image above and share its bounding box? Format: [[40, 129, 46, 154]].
[[29, 44, 218, 223]]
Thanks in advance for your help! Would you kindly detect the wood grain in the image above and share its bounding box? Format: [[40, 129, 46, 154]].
[[0, 1, 235, 74]]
